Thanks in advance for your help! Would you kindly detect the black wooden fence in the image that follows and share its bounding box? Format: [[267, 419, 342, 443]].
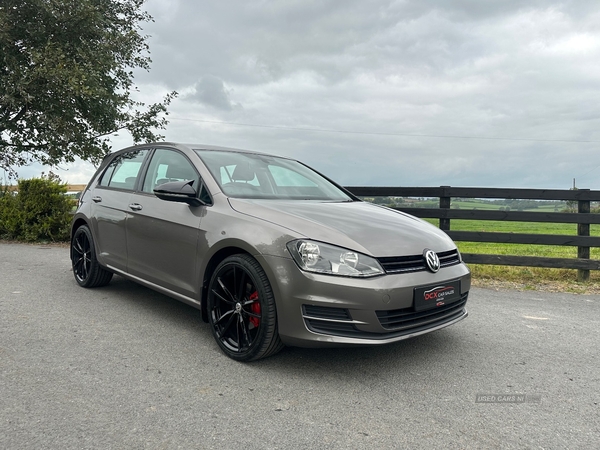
[[345, 186, 600, 282]]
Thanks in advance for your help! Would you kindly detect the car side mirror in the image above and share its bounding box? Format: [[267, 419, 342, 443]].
[[154, 180, 204, 206]]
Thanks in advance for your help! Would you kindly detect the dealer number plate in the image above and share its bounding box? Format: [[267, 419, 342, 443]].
[[414, 280, 461, 311]]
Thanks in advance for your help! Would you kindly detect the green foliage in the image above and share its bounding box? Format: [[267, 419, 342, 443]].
[[0, 0, 177, 177], [403, 199, 437, 208], [372, 196, 389, 205], [0, 173, 73, 241], [563, 187, 579, 213]]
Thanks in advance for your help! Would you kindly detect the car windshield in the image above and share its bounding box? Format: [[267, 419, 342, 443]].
[[194, 150, 353, 201]]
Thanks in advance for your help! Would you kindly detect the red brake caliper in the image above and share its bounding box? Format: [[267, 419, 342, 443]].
[[249, 291, 261, 328]]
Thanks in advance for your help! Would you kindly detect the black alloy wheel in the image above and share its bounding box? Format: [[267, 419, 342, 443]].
[[71, 225, 113, 288], [208, 254, 283, 361]]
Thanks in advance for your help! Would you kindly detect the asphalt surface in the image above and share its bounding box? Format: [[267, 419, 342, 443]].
[[1, 242, 599, 449]]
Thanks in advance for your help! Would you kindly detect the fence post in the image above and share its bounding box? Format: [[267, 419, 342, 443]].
[[439, 186, 451, 231], [577, 190, 590, 282]]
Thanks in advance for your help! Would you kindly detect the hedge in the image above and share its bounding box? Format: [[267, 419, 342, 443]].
[[0, 174, 74, 242]]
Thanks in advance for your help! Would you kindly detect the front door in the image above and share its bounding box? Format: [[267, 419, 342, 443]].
[[126, 148, 205, 299]]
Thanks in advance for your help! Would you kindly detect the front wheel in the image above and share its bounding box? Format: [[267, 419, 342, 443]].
[[71, 225, 113, 288], [207, 254, 284, 361]]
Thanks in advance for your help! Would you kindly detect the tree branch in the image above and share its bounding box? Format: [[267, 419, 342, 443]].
[[9, 105, 27, 124]]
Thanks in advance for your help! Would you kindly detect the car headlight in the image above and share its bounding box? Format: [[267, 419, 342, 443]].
[[287, 240, 384, 277]]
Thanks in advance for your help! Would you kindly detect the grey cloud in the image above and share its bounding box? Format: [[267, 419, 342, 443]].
[[143, 1, 592, 87], [186, 75, 240, 111], [31, 0, 600, 189]]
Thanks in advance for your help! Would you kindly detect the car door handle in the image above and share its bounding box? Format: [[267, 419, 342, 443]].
[[92, 196, 102, 203], [129, 203, 143, 211]]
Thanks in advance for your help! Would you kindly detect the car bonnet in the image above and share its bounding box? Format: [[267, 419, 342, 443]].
[[228, 198, 456, 257]]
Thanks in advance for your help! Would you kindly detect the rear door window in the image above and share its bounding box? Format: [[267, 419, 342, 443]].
[[99, 150, 148, 190]]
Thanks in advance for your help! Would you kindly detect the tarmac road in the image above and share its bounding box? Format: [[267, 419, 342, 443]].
[[1, 242, 599, 449]]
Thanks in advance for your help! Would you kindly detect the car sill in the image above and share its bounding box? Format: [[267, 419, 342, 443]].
[[106, 265, 202, 310]]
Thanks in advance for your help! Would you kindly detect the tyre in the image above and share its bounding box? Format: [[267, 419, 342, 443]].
[[207, 254, 284, 361], [71, 225, 113, 288]]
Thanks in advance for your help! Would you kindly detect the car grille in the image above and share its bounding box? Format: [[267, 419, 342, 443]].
[[305, 319, 361, 335], [302, 305, 363, 336], [376, 293, 468, 331], [303, 305, 351, 320], [302, 293, 468, 339], [377, 249, 461, 274]]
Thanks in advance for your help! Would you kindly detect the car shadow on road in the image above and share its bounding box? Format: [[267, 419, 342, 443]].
[[85, 275, 212, 336], [264, 330, 468, 378], [91, 275, 469, 378]]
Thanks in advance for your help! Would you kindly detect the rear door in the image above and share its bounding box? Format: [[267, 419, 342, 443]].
[[90, 149, 149, 272], [126, 148, 207, 298]]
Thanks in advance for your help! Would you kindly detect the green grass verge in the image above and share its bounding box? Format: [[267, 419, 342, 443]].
[[423, 218, 600, 286]]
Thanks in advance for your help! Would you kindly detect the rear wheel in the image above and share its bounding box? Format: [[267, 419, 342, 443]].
[[71, 225, 113, 288], [207, 254, 284, 361]]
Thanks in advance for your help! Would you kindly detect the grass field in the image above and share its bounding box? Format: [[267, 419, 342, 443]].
[[423, 218, 600, 290], [449, 199, 563, 212], [363, 195, 600, 290]]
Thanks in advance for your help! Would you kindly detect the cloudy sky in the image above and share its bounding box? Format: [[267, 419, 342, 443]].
[[15, 0, 600, 189]]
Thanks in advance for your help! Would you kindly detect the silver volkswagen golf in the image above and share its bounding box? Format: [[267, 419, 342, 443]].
[[71, 143, 470, 361]]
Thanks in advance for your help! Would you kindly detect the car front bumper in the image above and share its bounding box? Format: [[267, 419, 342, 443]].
[[258, 255, 471, 348]]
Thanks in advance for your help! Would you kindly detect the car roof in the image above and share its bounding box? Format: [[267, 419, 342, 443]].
[[106, 142, 292, 160]]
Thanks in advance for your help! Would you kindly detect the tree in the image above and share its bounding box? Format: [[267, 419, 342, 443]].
[[0, 0, 176, 177], [372, 196, 389, 205], [564, 187, 578, 213]]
